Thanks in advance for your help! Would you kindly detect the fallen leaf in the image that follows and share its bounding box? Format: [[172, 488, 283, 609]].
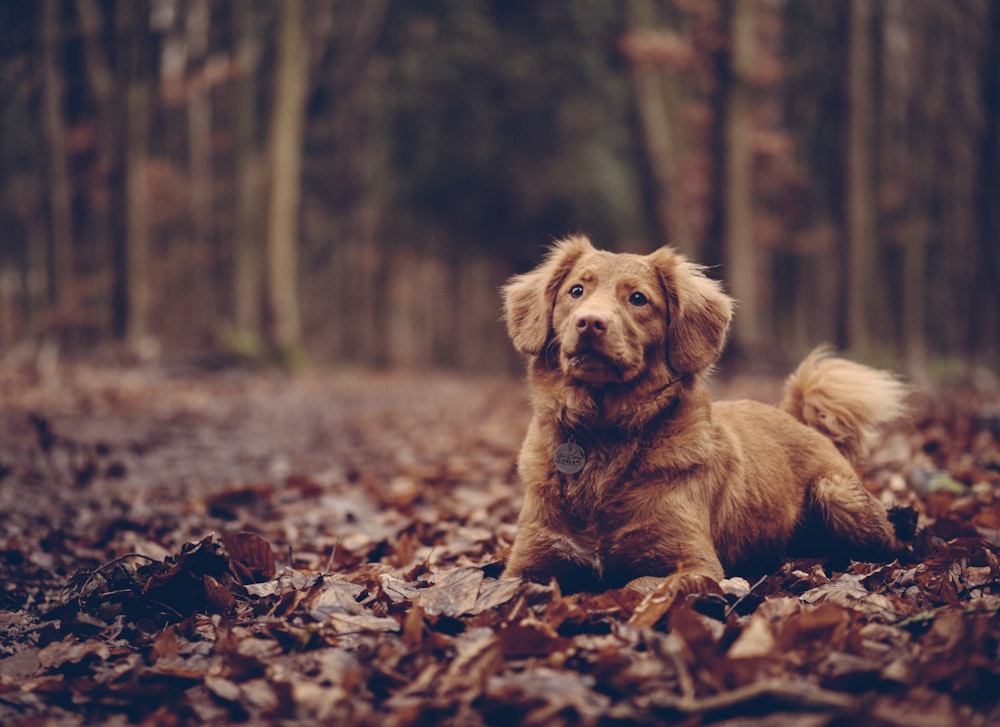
[[222, 532, 276, 583], [727, 613, 775, 659], [469, 577, 522, 615], [412, 567, 484, 617], [497, 618, 570, 658], [37, 639, 110, 670], [324, 611, 400, 635]]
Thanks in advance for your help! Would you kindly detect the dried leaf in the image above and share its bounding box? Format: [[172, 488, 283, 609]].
[[204, 674, 242, 703], [627, 573, 719, 627], [204, 574, 237, 613], [37, 639, 109, 670], [469, 577, 523, 615], [800, 573, 898, 620], [437, 629, 503, 698], [727, 614, 775, 659], [222, 532, 276, 583], [148, 625, 179, 663], [307, 580, 367, 620], [498, 618, 570, 658], [324, 612, 400, 635], [412, 567, 483, 617]]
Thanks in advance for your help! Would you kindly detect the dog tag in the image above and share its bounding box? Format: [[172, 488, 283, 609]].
[[554, 440, 586, 475]]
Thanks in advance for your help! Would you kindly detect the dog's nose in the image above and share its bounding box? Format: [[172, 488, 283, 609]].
[[576, 312, 608, 335]]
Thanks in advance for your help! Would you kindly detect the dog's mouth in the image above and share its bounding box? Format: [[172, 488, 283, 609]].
[[566, 348, 622, 385]]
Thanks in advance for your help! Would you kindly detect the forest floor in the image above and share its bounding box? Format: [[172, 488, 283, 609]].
[[0, 357, 998, 726]]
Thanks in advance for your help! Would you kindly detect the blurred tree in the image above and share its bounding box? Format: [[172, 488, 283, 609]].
[[845, 0, 880, 358], [114, 0, 153, 349], [882, 0, 929, 371], [264, 0, 308, 366], [0, 2, 45, 347], [622, 0, 788, 360], [299, 0, 388, 367], [779, 0, 846, 355], [40, 0, 73, 313], [76, 0, 154, 348], [975, 0, 1000, 368], [622, 0, 688, 253], [879, 0, 995, 372], [230, 0, 265, 350], [721, 0, 761, 354], [76, 0, 118, 337], [372, 0, 647, 369], [621, 0, 717, 261], [2, 0, 999, 372], [380, 0, 645, 265], [185, 0, 215, 332]]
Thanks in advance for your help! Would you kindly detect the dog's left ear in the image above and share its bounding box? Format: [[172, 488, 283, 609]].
[[649, 247, 734, 375], [502, 236, 594, 354]]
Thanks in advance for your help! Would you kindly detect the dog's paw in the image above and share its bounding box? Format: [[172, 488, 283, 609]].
[[624, 576, 664, 597]]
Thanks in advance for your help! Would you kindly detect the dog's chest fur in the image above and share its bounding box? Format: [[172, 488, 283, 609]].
[[551, 435, 643, 522], [520, 415, 707, 584]]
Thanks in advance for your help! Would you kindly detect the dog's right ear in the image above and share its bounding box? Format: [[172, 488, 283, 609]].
[[649, 246, 734, 375], [502, 236, 593, 355]]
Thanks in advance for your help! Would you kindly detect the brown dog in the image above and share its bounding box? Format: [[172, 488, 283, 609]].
[[501, 235, 906, 593]]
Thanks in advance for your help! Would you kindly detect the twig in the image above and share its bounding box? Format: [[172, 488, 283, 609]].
[[652, 678, 856, 716], [78, 553, 157, 610], [723, 573, 769, 619], [324, 542, 338, 575], [143, 598, 185, 620]]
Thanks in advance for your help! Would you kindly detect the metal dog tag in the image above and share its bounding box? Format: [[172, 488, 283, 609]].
[[554, 440, 586, 475]]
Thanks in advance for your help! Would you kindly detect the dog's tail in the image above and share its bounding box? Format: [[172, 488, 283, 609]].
[[780, 347, 907, 466]]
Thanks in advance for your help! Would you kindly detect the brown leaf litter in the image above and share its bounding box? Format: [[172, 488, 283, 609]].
[[0, 363, 998, 725]]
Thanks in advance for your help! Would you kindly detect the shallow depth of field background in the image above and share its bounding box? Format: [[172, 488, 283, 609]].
[[1, 0, 998, 377]]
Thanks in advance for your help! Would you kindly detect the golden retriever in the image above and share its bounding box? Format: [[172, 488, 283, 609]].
[[501, 235, 906, 594]]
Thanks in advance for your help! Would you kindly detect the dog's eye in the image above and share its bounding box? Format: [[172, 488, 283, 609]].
[[569, 284, 584, 299], [629, 291, 648, 307]]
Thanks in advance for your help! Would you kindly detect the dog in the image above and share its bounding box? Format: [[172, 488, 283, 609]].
[[501, 235, 907, 594]]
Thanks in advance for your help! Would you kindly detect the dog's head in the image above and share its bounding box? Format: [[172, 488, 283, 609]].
[[503, 236, 733, 386]]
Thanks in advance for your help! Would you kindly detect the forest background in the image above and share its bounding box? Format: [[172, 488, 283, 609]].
[[1, 0, 998, 377]]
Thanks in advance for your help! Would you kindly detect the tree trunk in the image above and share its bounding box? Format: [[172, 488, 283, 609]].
[[900, 217, 929, 374], [79, 0, 151, 347], [186, 0, 215, 329], [624, 0, 681, 252], [41, 0, 73, 313], [264, 0, 308, 365], [114, 1, 152, 349], [231, 0, 264, 347], [845, 0, 878, 357], [881, 0, 928, 374], [622, 0, 710, 259], [721, 0, 761, 355], [974, 0, 1000, 366], [75, 0, 117, 336]]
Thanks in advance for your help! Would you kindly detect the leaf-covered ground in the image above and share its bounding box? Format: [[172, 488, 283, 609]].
[[1, 361, 998, 726]]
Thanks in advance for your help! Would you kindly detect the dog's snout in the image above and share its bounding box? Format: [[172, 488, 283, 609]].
[[576, 312, 608, 335]]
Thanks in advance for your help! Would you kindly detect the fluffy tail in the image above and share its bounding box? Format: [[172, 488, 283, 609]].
[[780, 347, 907, 466]]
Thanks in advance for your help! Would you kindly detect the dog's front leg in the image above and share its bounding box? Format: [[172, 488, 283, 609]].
[[503, 523, 598, 589], [619, 524, 725, 595], [625, 575, 670, 596], [625, 530, 725, 608]]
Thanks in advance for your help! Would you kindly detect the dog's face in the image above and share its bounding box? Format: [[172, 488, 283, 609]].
[[504, 236, 734, 386], [551, 248, 669, 386]]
